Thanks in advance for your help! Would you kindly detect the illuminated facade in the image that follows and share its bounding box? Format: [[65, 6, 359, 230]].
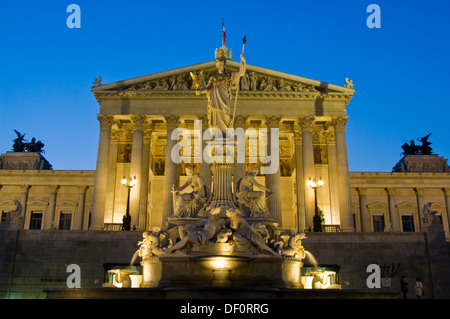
[[1, 60, 450, 237], [1, 60, 449, 299]]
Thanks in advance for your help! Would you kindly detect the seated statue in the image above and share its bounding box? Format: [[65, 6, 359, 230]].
[[422, 202, 441, 226], [235, 166, 272, 217], [3, 200, 23, 226], [172, 166, 209, 218], [226, 208, 278, 256]]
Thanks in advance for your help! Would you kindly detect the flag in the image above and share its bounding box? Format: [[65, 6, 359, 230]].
[[222, 19, 226, 46]]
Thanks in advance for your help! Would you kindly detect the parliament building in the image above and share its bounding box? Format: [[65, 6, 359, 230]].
[[1, 58, 449, 299]]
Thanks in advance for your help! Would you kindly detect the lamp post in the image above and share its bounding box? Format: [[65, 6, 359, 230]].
[[308, 177, 324, 232], [121, 176, 136, 231]]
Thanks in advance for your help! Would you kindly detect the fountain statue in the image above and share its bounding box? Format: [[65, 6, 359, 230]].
[[129, 41, 309, 289]]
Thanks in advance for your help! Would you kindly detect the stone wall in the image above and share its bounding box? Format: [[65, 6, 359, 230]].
[[0, 230, 141, 299], [1, 228, 449, 299]]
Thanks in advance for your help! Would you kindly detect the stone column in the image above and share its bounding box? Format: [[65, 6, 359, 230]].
[[414, 187, 424, 231], [20, 185, 31, 223], [356, 188, 370, 232], [129, 115, 146, 230], [139, 128, 152, 230], [198, 115, 212, 192], [104, 129, 120, 224], [385, 187, 399, 232], [233, 116, 247, 195], [331, 117, 354, 232], [162, 115, 180, 223], [299, 116, 315, 230], [293, 130, 306, 232], [442, 188, 450, 236], [325, 131, 340, 225], [44, 185, 59, 229], [264, 116, 282, 224], [74, 186, 87, 230], [90, 114, 114, 230]]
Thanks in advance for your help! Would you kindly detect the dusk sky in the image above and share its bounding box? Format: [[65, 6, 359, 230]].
[[1, 0, 449, 172]]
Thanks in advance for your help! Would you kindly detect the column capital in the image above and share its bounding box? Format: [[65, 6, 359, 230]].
[[414, 187, 424, 196], [298, 116, 314, 132], [78, 185, 88, 194], [265, 116, 281, 128], [293, 130, 302, 143], [234, 115, 248, 128], [144, 129, 154, 141], [20, 185, 31, 193], [330, 116, 348, 132], [164, 115, 180, 130], [384, 187, 395, 196], [132, 114, 147, 130], [49, 185, 60, 193], [97, 114, 114, 129], [355, 187, 367, 196], [196, 114, 208, 125]]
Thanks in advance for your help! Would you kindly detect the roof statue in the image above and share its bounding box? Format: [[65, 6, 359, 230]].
[[344, 78, 354, 88], [92, 76, 102, 86], [401, 133, 433, 156], [12, 130, 45, 155]]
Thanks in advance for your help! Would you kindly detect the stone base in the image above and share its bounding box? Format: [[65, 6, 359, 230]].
[[393, 155, 449, 173], [0, 152, 52, 170], [44, 286, 399, 299], [0, 221, 23, 230], [157, 254, 303, 289]]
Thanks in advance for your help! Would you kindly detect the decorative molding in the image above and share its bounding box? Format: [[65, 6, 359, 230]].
[[331, 116, 348, 132], [298, 116, 314, 132], [132, 114, 147, 131], [164, 115, 180, 130], [265, 116, 281, 128], [97, 114, 114, 129]]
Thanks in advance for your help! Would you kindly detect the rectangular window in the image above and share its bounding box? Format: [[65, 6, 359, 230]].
[[29, 212, 43, 229], [59, 213, 72, 230], [401, 215, 415, 232], [372, 215, 385, 232]]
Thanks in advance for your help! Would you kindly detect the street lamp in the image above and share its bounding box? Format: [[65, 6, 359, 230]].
[[308, 177, 324, 232], [121, 176, 137, 231]]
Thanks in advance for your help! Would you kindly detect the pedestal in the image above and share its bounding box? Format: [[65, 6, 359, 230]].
[[140, 257, 162, 288], [206, 136, 238, 216]]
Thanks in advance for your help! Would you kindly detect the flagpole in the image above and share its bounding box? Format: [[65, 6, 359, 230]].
[[231, 35, 246, 127]]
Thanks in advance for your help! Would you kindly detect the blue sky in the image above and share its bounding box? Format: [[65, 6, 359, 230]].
[[1, 0, 449, 171]]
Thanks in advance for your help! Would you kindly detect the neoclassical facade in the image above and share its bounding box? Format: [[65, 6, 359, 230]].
[[1, 59, 449, 240]]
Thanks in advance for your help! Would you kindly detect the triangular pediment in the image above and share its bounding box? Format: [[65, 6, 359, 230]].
[[91, 60, 355, 99]]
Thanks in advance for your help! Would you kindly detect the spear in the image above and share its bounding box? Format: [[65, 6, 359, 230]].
[[231, 35, 246, 127]]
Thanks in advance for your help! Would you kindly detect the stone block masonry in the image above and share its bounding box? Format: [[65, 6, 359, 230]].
[[0, 230, 141, 299], [1, 228, 449, 299]]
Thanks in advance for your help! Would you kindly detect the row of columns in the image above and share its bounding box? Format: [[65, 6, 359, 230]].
[[1, 184, 88, 230], [90, 113, 353, 231], [91, 114, 152, 230], [356, 187, 450, 232], [294, 116, 354, 232]]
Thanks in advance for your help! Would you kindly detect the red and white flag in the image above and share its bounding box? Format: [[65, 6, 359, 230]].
[[222, 19, 226, 46]]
